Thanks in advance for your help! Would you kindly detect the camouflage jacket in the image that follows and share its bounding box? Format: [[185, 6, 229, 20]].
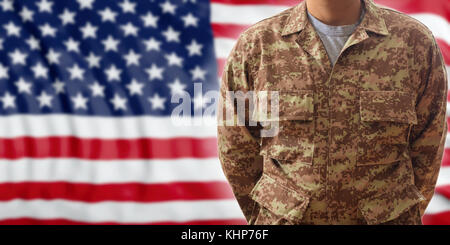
[[217, 0, 448, 225]]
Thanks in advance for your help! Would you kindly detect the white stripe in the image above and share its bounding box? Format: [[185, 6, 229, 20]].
[[0, 158, 227, 184], [447, 66, 450, 89], [424, 193, 450, 214], [445, 132, 450, 148], [436, 166, 450, 187], [211, 4, 450, 45], [446, 102, 450, 118], [410, 14, 450, 45], [0, 115, 218, 139], [211, 3, 287, 26], [0, 199, 245, 223], [214, 37, 236, 59]]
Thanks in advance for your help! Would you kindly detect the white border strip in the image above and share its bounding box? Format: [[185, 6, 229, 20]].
[[0, 199, 245, 223], [211, 3, 288, 26], [0, 115, 218, 139], [436, 166, 450, 187], [0, 158, 227, 183], [214, 38, 237, 59], [424, 193, 450, 214]]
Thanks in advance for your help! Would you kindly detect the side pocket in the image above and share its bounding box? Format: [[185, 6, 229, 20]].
[[248, 173, 310, 225], [358, 184, 426, 225]]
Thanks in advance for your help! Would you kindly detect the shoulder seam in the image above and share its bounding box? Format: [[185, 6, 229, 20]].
[[376, 5, 434, 36]]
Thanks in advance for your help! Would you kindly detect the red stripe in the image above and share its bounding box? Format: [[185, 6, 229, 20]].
[[211, 0, 450, 23], [212, 23, 250, 39], [0, 218, 248, 225], [0, 181, 234, 202], [0, 137, 218, 160], [217, 58, 225, 77], [435, 185, 450, 200], [436, 39, 450, 65], [422, 211, 450, 225]]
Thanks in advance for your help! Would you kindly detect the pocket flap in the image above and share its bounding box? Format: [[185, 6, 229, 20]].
[[252, 90, 314, 121], [249, 174, 310, 224], [360, 90, 418, 124], [358, 184, 426, 224]]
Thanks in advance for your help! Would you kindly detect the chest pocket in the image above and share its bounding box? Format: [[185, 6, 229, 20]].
[[358, 90, 418, 166], [252, 90, 315, 165]]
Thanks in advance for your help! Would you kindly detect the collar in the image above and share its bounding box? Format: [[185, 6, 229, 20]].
[[281, 0, 389, 37]]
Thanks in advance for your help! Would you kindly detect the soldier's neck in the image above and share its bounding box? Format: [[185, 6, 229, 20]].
[[305, 0, 362, 26]]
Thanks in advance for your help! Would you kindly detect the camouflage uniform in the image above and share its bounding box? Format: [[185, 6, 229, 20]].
[[217, 0, 448, 225]]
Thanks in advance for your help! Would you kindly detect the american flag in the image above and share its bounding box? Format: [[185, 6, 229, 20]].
[[0, 0, 448, 225]]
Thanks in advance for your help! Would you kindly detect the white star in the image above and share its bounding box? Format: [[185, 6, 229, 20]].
[[146, 63, 164, 81], [0, 63, 8, 79], [165, 52, 183, 67], [186, 39, 203, 56], [31, 62, 48, 79], [67, 64, 85, 80], [85, 52, 101, 68], [143, 37, 161, 51], [9, 49, 27, 65], [36, 0, 53, 13], [71, 93, 88, 110], [89, 82, 105, 97], [104, 64, 122, 82], [19, 7, 34, 22], [162, 26, 180, 42], [102, 35, 120, 52], [0, 0, 13, 12], [160, 0, 176, 15], [110, 93, 127, 111], [123, 49, 141, 66], [39, 23, 57, 37], [148, 93, 166, 110], [0, 92, 15, 109], [36, 91, 53, 108], [80, 22, 98, 39], [182, 0, 196, 3], [77, 0, 95, 9], [64, 38, 80, 53], [120, 22, 139, 36], [26, 36, 40, 50], [52, 79, 65, 94], [3, 21, 20, 37], [46, 48, 61, 64], [141, 12, 158, 28], [181, 13, 198, 27], [0, 38, 3, 50], [190, 65, 206, 80], [59, 8, 76, 25], [168, 78, 187, 95], [126, 79, 144, 95], [119, 0, 136, 13], [98, 7, 117, 22], [15, 77, 32, 94]]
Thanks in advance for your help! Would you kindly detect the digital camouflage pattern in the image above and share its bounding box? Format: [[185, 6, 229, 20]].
[[217, 0, 448, 225]]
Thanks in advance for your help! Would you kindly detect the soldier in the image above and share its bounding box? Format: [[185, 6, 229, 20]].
[[217, 0, 448, 225]]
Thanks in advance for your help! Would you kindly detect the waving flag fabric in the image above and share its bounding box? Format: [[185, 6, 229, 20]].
[[0, 0, 448, 225]]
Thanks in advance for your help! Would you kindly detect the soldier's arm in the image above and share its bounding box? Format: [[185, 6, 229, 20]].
[[409, 36, 448, 217], [217, 34, 263, 224]]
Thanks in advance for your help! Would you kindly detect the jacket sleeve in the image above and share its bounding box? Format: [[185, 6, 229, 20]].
[[217, 34, 263, 224], [409, 36, 448, 217]]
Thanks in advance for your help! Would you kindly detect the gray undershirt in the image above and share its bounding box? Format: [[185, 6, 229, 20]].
[[306, 5, 366, 65]]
